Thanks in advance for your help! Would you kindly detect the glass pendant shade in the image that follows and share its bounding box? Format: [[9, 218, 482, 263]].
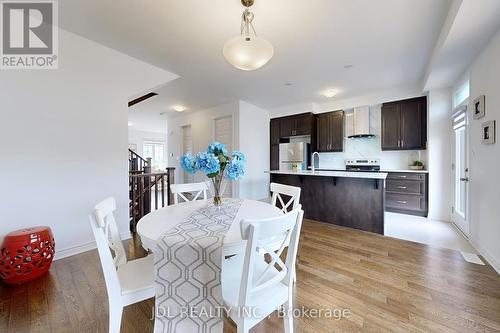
[[223, 35, 274, 71]]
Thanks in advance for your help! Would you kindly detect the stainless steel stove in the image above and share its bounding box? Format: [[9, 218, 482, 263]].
[[345, 159, 381, 172]]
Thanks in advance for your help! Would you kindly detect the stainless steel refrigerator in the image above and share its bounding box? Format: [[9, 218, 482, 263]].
[[279, 142, 310, 171]]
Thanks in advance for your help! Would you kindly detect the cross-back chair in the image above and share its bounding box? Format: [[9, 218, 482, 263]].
[[222, 206, 304, 333], [170, 182, 208, 204], [89, 197, 154, 333]]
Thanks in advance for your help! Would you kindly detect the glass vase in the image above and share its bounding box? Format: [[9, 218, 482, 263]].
[[205, 176, 228, 207]]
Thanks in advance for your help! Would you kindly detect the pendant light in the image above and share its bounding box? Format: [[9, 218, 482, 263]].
[[223, 0, 274, 71]]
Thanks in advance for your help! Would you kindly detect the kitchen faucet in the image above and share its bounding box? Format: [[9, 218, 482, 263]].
[[311, 152, 320, 172]]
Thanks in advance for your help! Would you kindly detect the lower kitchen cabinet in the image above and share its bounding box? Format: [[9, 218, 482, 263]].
[[385, 172, 428, 217], [270, 173, 385, 234]]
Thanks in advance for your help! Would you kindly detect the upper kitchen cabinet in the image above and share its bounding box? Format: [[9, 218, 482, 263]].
[[270, 113, 316, 170], [278, 112, 315, 137], [381, 96, 427, 151], [270, 118, 281, 145], [316, 111, 344, 152]]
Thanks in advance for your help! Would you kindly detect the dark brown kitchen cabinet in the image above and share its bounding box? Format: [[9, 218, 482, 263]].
[[381, 96, 427, 150], [269, 113, 316, 170], [294, 113, 314, 136], [278, 113, 315, 137], [270, 144, 279, 170], [270, 118, 281, 145], [316, 111, 344, 152]]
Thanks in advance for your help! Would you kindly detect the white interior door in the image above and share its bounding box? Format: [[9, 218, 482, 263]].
[[214, 116, 233, 197], [451, 105, 469, 236], [181, 125, 194, 184]]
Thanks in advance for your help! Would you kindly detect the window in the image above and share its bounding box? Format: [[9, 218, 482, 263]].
[[143, 141, 165, 168], [454, 80, 470, 107]]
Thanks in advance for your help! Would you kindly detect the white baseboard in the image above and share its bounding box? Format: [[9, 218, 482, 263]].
[[54, 231, 132, 261], [469, 239, 500, 275]]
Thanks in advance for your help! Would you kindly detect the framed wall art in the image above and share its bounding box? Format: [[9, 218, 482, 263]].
[[473, 95, 485, 119], [482, 120, 496, 145]]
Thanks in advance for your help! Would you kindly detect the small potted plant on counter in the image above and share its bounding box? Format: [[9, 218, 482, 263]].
[[410, 160, 425, 170]]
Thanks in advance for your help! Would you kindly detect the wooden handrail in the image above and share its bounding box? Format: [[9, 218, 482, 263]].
[[128, 149, 151, 173], [129, 171, 171, 178], [129, 168, 175, 231], [128, 149, 149, 164]]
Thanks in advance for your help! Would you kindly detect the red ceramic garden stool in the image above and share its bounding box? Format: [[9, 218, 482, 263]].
[[0, 226, 55, 285]]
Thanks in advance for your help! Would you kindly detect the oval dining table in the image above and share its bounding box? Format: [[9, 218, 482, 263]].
[[136, 198, 283, 255]]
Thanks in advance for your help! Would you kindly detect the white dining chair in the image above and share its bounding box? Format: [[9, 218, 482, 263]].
[[271, 182, 301, 213], [222, 206, 304, 333], [89, 197, 155, 333], [170, 182, 208, 204], [270, 182, 301, 283]]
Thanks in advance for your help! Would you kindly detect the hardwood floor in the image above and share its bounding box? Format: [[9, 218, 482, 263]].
[[1, 220, 500, 333]]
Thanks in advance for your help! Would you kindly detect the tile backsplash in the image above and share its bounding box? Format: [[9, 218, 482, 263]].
[[318, 137, 426, 170]]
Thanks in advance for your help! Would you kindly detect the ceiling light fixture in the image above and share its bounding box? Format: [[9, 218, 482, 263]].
[[128, 122, 132, 127], [172, 105, 187, 112], [223, 0, 273, 71], [322, 89, 337, 98]]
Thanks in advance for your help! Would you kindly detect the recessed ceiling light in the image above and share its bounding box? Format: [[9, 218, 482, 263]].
[[344, 64, 353, 69], [321, 89, 337, 98], [172, 105, 187, 112], [128, 122, 132, 127]]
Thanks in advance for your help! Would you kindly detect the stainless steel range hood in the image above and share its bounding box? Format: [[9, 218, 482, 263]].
[[346, 106, 376, 138]]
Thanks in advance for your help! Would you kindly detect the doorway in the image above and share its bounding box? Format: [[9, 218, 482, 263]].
[[214, 116, 233, 197], [451, 104, 469, 236]]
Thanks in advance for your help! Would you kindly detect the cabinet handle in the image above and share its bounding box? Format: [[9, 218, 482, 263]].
[[398, 175, 407, 178], [401, 140, 404, 147], [397, 186, 407, 189], [397, 201, 407, 204]]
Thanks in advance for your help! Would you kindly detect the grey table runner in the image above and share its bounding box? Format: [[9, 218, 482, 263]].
[[154, 199, 243, 333]]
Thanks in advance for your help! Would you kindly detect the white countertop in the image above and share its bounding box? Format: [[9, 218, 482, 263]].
[[267, 170, 388, 179], [382, 169, 428, 173]]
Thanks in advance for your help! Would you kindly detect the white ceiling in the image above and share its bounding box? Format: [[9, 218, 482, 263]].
[[59, 0, 454, 130]]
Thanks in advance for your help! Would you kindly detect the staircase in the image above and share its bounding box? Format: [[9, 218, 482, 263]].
[[128, 149, 175, 231]]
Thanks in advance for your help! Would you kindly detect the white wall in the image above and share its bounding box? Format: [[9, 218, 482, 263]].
[[464, 28, 500, 272], [167, 102, 240, 187], [128, 128, 168, 170], [427, 89, 452, 221], [270, 85, 423, 118], [0, 29, 177, 259], [238, 101, 270, 200], [167, 101, 270, 200]]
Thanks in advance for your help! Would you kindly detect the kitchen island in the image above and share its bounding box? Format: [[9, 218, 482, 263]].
[[268, 170, 388, 234]]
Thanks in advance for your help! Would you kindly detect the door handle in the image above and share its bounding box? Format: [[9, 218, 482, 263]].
[[460, 177, 469, 182]]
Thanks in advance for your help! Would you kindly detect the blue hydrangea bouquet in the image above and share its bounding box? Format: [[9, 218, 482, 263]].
[[180, 141, 245, 206]]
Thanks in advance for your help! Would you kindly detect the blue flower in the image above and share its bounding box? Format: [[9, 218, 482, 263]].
[[180, 154, 198, 174], [195, 152, 220, 175], [231, 151, 246, 162], [225, 159, 245, 180], [207, 141, 228, 156]]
